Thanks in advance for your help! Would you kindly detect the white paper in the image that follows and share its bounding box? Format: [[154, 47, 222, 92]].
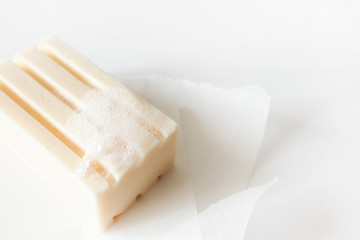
[[122, 76, 272, 239]]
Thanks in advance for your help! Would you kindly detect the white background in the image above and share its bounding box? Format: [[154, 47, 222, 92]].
[[0, 0, 359, 239]]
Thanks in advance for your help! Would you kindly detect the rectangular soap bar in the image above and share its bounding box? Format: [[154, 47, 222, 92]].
[[0, 37, 178, 230]]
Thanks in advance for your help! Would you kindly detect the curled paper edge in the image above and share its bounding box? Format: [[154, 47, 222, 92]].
[[199, 178, 278, 240], [161, 179, 278, 240]]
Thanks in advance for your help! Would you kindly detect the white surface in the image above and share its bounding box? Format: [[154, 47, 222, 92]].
[[0, 0, 359, 239]]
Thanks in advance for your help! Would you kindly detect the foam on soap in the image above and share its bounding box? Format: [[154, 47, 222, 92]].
[[67, 88, 158, 180]]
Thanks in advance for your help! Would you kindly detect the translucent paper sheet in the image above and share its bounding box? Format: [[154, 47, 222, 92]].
[[0, 77, 273, 240], [132, 77, 271, 213], [100, 76, 273, 240]]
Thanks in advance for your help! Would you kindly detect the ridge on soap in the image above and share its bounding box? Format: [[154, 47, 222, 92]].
[[0, 36, 178, 230]]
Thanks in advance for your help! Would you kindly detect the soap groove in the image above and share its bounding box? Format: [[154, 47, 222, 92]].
[[0, 84, 83, 156], [16, 64, 78, 111], [42, 49, 97, 90], [0, 80, 115, 186]]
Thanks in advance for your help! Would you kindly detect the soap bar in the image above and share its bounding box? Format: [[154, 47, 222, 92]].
[[0, 37, 178, 230]]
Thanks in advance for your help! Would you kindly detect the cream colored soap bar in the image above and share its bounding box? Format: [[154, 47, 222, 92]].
[[0, 37, 178, 230]]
